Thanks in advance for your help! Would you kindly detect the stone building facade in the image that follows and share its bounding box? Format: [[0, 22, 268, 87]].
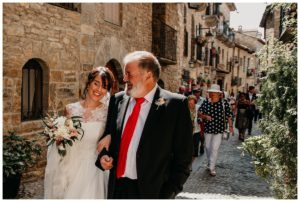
[[260, 3, 296, 42], [176, 3, 237, 94], [231, 29, 265, 94]]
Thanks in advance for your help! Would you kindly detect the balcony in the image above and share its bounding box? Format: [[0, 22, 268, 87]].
[[216, 22, 235, 47], [152, 18, 177, 65], [202, 3, 220, 27], [216, 63, 230, 74], [224, 30, 235, 47], [188, 3, 208, 12]]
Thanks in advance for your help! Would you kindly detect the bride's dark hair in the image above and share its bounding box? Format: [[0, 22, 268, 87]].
[[82, 66, 115, 99]]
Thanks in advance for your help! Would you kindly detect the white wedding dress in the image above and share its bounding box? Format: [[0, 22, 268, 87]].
[[44, 101, 109, 199]]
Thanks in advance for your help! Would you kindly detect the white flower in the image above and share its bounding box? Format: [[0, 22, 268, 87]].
[[65, 118, 74, 129], [54, 126, 70, 140], [54, 116, 67, 127], [155, 98, 166, 110], [42, 114, 84, 157]]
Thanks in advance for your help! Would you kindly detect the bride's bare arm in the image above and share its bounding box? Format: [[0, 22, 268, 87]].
[[97, 134, 111, 152]]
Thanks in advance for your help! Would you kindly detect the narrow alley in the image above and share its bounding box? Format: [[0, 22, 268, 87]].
[[177, 123, 273, 199]]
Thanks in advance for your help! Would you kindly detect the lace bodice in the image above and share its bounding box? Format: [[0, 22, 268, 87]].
[[65, 101, 108, 123]]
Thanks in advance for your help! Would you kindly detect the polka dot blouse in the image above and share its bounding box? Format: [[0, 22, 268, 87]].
[[198, 100, 232, 134]]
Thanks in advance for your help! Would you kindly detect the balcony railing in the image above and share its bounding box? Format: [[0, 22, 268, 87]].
[[202, 3, 220, 27], [152, 18, 177, 64], [217, 21, 235, 47], [188, 3, 208, 12]]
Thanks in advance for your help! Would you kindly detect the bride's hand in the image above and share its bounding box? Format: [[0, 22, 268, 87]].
[[97, 134, 111, 152]]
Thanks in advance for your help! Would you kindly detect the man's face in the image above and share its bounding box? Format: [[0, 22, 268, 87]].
[[123, 61, 148, 98], [250, 88, 255, 94], [193, 91, 201, 98]]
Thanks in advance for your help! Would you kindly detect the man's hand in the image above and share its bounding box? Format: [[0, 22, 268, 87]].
[[97, 135, 111, 152], [100, 155, 113, 170]]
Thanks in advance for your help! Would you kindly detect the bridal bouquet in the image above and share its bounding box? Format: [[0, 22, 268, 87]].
[[42, 114, 84, 157]]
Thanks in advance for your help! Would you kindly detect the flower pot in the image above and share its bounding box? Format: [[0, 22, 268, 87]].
[[3, 174, 21, 199]]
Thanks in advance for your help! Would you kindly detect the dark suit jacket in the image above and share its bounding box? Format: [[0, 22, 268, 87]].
[[99, 86, 193, 199], [245, 93, 257, 117]]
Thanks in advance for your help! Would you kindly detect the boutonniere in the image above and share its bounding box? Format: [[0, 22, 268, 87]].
[[154, 98, 166, 110]]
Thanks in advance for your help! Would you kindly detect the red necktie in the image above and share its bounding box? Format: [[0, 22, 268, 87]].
[[116, 97, 145, 178]]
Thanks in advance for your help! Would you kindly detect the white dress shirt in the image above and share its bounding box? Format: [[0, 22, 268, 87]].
[[249, 93, 253, 102], [121, 84, 158, 179]]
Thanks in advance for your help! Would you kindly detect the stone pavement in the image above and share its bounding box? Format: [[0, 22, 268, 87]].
[[17, 123, 273, 199], [177, 123, 274, 199]]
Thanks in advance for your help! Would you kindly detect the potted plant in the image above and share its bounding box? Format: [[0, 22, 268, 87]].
[[3, 131, 42, 199]]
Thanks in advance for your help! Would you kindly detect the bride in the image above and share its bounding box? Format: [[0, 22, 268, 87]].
[[44, 67, 114, 199]]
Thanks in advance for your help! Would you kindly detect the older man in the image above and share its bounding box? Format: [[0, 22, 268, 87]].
[[97, 51, 193, 199]]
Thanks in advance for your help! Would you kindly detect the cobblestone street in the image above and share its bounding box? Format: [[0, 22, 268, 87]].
[[177, 123, 274, 199], [17, 123, 273, 199]]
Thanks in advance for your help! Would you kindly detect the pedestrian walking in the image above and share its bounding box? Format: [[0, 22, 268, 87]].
[[192, 86, 205, 155], [188, 95, 201, 162], [199, 84, 233, 177], [229, 92, 237, 118], [235, 92, 250, 141], [245, 86, 257, 136]]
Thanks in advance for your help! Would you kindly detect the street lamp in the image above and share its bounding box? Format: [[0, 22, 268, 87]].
[[195, 25, 214, 44]]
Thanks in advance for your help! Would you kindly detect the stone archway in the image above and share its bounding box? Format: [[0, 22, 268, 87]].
[[105, 59, 124, 93]]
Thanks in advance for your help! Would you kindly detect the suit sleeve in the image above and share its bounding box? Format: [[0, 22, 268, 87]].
[[161, 97, 193, 197]]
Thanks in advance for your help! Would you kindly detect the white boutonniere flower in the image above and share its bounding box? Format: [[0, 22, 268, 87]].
[[154, 98, 166, 110]]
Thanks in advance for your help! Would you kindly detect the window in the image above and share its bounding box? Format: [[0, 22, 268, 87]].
[[196, 44, 202, 60], [184, 29, 188, 56], [243, 56, 246, 72], [247, 58, 250, 68], [226, 51, 229, 70], [222, 49, 224, 62], [22, 59, 43, 121], [49, 3, 80, 12], [184, 5, 187, 24], [104, 3, 121, 26]]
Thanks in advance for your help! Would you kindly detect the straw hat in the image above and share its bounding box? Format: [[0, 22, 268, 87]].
[[207, 84, 222, 93]]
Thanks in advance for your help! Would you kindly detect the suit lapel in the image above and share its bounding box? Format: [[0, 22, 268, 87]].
[[117, 94, 130, 137]]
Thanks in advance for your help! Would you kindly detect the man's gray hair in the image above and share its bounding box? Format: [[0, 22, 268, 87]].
[[123, 51, 161, 81]]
